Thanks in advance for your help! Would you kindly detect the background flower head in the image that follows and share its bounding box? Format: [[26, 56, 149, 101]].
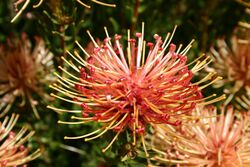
[[151, 105, 250, 167], [0, 33, 55, 119], [0, 113, 41, 166], [206, 29, 250, 103]]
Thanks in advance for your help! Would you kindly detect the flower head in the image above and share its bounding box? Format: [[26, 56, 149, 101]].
[[49, 24, 224, 153], [0, 33, 55, 118], [0, 113, 41, 166], [207, 31, 250, 99], [151, 105, 250, 167]]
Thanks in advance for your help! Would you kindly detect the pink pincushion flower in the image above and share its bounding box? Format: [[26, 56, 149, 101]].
[[49, 24, 224, 153], [151, 105, 250, 167]]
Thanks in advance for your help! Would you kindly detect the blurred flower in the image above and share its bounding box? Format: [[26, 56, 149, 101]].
[[207, 32, 250, 103], [0, 33, 55, 119], [237, 0, 250, 31], [0, 113, 41, 166], [235, 94, 250, 112], [49, 24, 224, 153], [151, 105, 250, 167], [11, 0, 116, 22], [76, 0, 116, 8]]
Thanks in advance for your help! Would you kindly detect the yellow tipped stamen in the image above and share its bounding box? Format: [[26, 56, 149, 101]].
[[162, 93, 218, 104], [162, 32, 171, 48], [141, 135, 149, 157], [85, 119, 117, 141], [98, 111, 120, 123], [33, 0, 43, 8], [54, 72, 75, 87], [75, 41, 91, 58], [110, 113, 128, 129], [76, 0, 91, 8], [58, 120, 87, 125], [198, 94, 226, 106], [71, 116, 93, 121], [162, 25, 178, 51], [47, 105, 81, 113], [50, 83, 85, 97], [50, 93, 82, 105], [142, 41, 146, 65], [100, 107, 116, 116], [11, 0, 30, 23], [87, 30, 99, 47], [57, 73, 105, 88], [127, 29, 131, 66], [104, 27, 112, 46], [61, 56, 80, 72], [73, 50, 120, 76], [133, 101, 139, 127], [66, 50, 86, 67], [185, 54, 206, 68], [133, 123, 136, 146], [180, 39, 195, 55], [56, 78, 71, 89], [199, 76, 223, 90], [144, 98, 164, 114], [192, 56, 213, 73], [49, 85, 88, 102], [64, 129, 102, 140], [102, 130, 121, 152], [190, 94, 217, 103], [136, 22, 145, 68], [90, 0, 116, 7], [193, 72, 216, 85], [176, 44, 183, 54]]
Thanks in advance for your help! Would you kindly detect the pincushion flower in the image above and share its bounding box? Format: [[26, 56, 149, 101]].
[[49, 23, 224, 153], [0, 33, 55, 119], [206, 32, 250, 103], [0, 113, 41, 166], [151, 105, 250, 167]]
